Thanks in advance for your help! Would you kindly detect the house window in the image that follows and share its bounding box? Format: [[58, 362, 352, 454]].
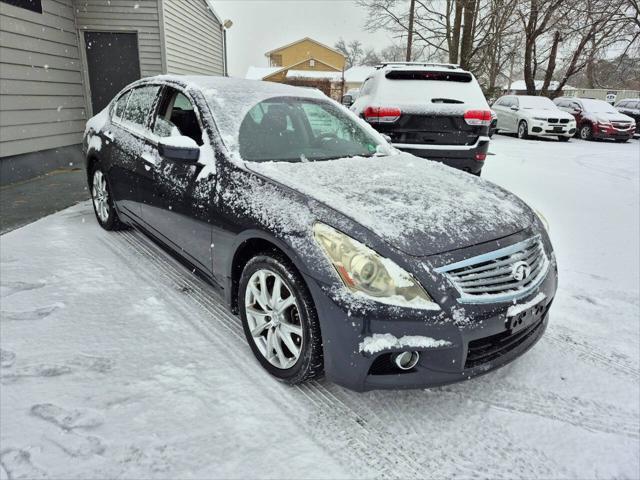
[[309, 59, 315, 67], [0, 0, 42, 13], [270, 54, 282, 67]]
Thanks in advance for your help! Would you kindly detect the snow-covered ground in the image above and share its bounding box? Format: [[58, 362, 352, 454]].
[[1, 135, 638, 479]]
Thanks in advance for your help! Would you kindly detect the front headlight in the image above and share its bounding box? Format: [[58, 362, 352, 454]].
[[313, 223, 440, 310], [533, 117, 547, 121]]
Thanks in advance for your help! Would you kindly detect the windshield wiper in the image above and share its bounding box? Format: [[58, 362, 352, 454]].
[[431, 98, 464, 104]]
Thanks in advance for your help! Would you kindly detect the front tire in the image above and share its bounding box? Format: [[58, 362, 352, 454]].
[[580, 124, 593, 140], [517, 120, 530, 139], [238, 253, 323, 384], [89, 165, 126, 231]]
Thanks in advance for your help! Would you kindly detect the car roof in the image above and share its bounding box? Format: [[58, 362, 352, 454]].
[[131, 74, 327, 100]]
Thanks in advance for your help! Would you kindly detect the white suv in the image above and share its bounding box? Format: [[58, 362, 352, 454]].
[[492, 95, 576, 141], [350, 63, 492, 176]]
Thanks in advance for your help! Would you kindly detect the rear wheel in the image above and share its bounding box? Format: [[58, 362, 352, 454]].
[[238, 253, 323, 384], [90, 165, 126, 231], [517, 120, 529, 139], [557, 136, 570, 142], [580, 124, 593, 140]]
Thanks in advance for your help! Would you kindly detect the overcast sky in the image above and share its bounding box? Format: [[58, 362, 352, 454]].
[[213, 0, 395, 78]]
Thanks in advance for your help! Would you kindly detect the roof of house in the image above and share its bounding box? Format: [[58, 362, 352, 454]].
[[343, 65, 376, 83], [504, 80, 575, 91], [245, 66, 281, 80], [264, 37, 346, 58]]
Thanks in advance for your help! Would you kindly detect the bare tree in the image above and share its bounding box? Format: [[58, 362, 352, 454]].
[[335, 38, 364, 68]]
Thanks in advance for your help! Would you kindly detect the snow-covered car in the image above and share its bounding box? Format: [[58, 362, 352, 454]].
[[350, 63, 492, 176], [83, 75, 558, 392], [614, 98, 640, 127], [493, 95, 576, 141], [555, 97, 636, 142]]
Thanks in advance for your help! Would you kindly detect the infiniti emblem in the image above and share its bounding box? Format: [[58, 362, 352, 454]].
[[511, 261, 531, 281]]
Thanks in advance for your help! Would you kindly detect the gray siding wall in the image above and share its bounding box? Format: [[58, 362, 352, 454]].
[[0, 0, 86, 158], [163, 0, 223, 75], [74, 0, 163, 79]]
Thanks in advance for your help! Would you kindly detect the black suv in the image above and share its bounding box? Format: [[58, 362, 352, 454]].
[[350, 62, 491, 176], [615, 99, 640, 127]]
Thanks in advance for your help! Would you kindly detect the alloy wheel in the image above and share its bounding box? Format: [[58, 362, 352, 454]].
[[518, 122, 527, 139], [244, 269, 303, 369], [580, 125, 591, 140], [92, 170, 110, 223]]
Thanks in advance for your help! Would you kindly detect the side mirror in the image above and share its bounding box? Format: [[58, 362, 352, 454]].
[[341, 95, 354, 107], [381, 134, 392, 143], [510, 105, 519, 111], [158, 136, 200, 162]]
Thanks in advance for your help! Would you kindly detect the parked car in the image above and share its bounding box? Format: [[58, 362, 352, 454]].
[[350, 62, 492, 176], [614, 98, 640, 136], [83, 75, 557, 392], [489, 109, 498, 138], [492, 95, 576, 141], [554, 97, 636, 142], [341, 88, 360, 107]]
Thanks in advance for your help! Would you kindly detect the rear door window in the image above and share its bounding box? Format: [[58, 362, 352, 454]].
[[113, 91, 131, 121], [121, 85, 161, 130]]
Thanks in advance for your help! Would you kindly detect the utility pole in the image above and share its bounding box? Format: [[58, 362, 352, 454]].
[[406, 0, 415, 61]]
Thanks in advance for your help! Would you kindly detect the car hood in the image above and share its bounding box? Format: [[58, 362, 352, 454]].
[[247, 153, 534, 257], [592, 112, 634, 123], [523, 108, 574, 120]]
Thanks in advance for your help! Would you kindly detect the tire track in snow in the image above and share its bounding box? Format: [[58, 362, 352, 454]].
[[438, 381, 639, 439], [108, 230, 426, 479], [325, 385, 566, 479], [545, 330, 640, 381]]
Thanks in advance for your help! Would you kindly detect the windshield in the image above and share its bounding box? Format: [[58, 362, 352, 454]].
[[239, 97, 383, 163], [518, 96, 557, 109], [581, 99, 618, 113]]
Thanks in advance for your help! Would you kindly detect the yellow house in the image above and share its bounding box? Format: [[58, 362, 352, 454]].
[[245, 37, 347, 98]]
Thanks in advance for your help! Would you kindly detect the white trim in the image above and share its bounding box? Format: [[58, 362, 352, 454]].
[[204, 0, 223, 24], [393, 136, 490, 151]]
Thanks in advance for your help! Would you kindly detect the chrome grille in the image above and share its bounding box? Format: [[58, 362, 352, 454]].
[[559, 119, 570, 124], [547, 118, 559, 123], [435, 236, 549, 304]]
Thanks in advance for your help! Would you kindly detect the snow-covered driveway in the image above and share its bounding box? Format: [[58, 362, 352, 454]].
[[1, 136, 638, 479]]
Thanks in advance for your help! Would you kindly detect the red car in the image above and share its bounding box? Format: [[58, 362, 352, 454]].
[[554, 97, 636, 142]]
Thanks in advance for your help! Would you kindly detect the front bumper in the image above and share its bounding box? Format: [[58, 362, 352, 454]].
[[529, 121, 576, 137], [392, 137, 490, 175], [592, 125, 635, 140], [304, 258, 557, 392]]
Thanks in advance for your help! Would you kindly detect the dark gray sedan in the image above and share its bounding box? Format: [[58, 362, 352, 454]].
[[82, 75, 558, 392]]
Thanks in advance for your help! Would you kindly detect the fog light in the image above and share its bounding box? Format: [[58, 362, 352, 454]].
[[392, 351, 420, 370]]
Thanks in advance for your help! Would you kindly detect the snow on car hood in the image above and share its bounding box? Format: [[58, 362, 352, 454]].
[[523, 108, 574, 120], [248, 153, 533, 256], [593, 112, 634, 123]]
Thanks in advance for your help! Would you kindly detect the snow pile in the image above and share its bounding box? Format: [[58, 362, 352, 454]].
[[87, 134, 102, 153], [359, 333, 451, 354], [249, 153, 533, 256], [84, 106, 109, 136], [507, 293, 546, 317]]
